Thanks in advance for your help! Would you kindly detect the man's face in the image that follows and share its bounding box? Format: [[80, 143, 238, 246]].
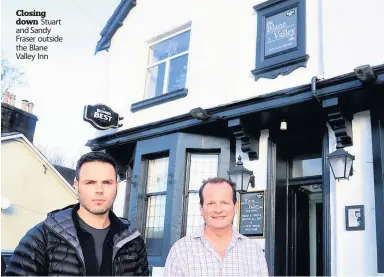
[[200, 182, 238, 230], [74, 161, 118, 215]]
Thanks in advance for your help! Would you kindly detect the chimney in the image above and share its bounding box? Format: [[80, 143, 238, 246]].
[[2, 91, 10, 104], [1, 96, 38, 143], [27, 102, 34, 113], [9, 93, 16, 106], [22, 99, 28, 111]]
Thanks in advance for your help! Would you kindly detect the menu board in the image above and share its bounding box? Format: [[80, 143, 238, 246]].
[[239, 191, 265, 236]]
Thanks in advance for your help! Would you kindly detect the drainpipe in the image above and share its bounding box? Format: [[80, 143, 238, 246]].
[[311, 76, 321, 105]]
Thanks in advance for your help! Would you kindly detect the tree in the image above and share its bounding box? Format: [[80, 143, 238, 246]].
[[1, 57, 26, 94], [36, 144, 77, 169]]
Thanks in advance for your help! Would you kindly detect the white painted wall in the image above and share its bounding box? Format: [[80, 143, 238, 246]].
[[328, 124, 338, 276], [322, 0, 384, 79], [309, 202, 317, 276], [328, 111, 378, 275], [92, 0, 384, 140], [235, 129, 269, 251], [113, 180, 127, 217], [93, 0, 324, 137], [309, 193, 322, 276]]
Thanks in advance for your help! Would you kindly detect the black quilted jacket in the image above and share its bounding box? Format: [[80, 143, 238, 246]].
[[5, 204, 149, 276]]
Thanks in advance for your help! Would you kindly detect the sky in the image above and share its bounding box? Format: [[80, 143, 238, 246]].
[[1, 0, 121, 167]]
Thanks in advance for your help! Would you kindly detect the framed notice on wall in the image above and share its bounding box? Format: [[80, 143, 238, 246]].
[[239, 190, 266, 237]]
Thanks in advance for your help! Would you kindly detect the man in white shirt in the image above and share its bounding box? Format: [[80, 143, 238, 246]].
[[164, 177, 269, 276]]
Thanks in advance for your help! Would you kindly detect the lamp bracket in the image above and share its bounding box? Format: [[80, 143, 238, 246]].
[[322, 97, 353, 147], [228, 118, 260, 160], [127, 175, 138, 187], [249, 175, 255, 188]]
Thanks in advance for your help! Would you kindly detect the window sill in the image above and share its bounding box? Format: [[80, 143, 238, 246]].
[[131, 88, 188, 113]]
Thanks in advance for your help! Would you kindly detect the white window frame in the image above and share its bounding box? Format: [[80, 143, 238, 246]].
[[145, 26, 191, 99]]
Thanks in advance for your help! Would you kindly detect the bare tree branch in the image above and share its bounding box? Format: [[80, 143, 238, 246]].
[[1, 57, 27, 94], [36, 144, 76, 168]]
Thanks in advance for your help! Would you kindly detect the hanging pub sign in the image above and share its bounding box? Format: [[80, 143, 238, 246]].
[[83, 104, 123, 130], [239, 190, 265, 237], [252, 0, 308, 80], [264, 7, 297, 57]]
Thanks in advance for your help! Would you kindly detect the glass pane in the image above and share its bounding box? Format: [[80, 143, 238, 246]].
[[147, 157, 169, 193], [329, 156, 347, 178], [147, 228, 153, 238], [145, 63, 166, 99], [160, 195, 166, 206], [149, 31, 190, 64], [292, 157, 322, 178], [186, 193, 203, 235], [188, 154, 219, 190], [148, 217, 154, 227], [345, 157, 353, 177], [184, 154, 219, 235], [153, 228, 159, 238], [145, 195, 166, 238], [167, 54, 188, 92]]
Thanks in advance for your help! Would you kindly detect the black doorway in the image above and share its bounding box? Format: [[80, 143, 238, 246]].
[[288, 183, 324, 276], [288, 186, 310, 276], [266, 114, 331, 276]]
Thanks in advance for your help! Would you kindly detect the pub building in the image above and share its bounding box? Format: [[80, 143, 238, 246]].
[[85, 0, 384, 275]]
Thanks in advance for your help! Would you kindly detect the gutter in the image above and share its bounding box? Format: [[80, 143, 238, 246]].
[[86, 64, 384, 150]]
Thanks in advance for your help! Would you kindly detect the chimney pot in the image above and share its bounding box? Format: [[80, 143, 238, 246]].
[[9, 93, 16, 106], [27, 102, 34, 113], [2, 91, 10, 104], [22, 99, 29, 111]]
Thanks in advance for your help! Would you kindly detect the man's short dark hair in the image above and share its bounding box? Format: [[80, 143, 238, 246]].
[[199, 177, 237, 206], [75, 151, 118, 181]]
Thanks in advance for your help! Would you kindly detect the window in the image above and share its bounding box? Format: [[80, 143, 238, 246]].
[[292, 154, 322, 178], [145, 30, 190, 99], [144, 156, 169, 254], [184, 154, 219, 235]]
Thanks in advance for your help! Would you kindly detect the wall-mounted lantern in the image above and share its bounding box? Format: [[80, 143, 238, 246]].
[[327, 141, 355, 180], [227, 156, 255, 193]]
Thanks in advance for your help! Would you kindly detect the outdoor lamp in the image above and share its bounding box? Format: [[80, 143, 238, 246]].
[[227, 156, 255, 193], [280, 119, 287, 130], [189, 107, 211, 121], [327, 141, 355, 180]]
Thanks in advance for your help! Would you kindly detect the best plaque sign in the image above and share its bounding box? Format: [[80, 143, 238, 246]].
[[83, 104, 122, 130]]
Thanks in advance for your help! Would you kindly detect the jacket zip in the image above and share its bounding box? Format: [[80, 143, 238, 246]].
[[45, 225, 87, 276], [112, 255, 123, 276], [112, 230, 140, 275]]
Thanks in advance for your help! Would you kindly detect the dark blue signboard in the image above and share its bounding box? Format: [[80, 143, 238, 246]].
[[252, 0, 308, 80], [265, 7, 297, 57]]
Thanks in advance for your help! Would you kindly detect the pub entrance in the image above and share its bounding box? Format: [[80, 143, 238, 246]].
[[267, 110, 328, 276], [288, 179, 323, 276]]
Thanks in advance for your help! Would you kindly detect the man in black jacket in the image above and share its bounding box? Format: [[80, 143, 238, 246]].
[[5, 152, 149, 276]]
